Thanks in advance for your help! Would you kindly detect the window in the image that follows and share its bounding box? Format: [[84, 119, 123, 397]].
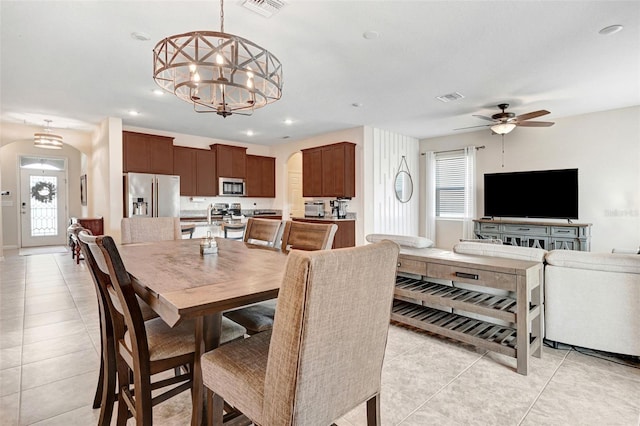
[[435, 151, 465, 218]]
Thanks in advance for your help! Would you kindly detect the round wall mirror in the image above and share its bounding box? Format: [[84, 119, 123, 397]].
[[394, 170, 413, 203]]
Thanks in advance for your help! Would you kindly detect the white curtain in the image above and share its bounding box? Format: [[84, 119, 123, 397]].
[[462, 146, 477, 239], [424, 151, 436, 242]]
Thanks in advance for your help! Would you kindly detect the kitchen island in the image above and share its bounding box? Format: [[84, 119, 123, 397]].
[[291, 216, 355, 249]]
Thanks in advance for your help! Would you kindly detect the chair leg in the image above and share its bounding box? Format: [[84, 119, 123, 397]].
[[206, 389, 225, 426], [366, 394, 381, 426], [92, 353, 104, 409], [97, 334, 117, 426]]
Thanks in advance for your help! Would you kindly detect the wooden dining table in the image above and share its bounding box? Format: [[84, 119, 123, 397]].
[[118, 237, 288, 426]]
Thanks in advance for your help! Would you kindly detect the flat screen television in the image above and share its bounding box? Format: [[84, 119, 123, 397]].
[[483, 168, 578, 219]]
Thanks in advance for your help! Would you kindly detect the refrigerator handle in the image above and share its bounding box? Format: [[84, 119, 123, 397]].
[[153, 177, 158, 217]]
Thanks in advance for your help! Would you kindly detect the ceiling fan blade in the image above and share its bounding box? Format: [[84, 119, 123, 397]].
[[515, 110, 550, 121], [472, 115, 496, 122], [454, 124, 492, 130], [516, 121, 555, 127]]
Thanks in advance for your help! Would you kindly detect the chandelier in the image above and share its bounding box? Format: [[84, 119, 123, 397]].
[[34, 120, 63, 149], [152, 0, 283, 118]]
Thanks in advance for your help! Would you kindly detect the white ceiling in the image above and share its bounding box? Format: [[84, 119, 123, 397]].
[[1, 1, 639, 145]]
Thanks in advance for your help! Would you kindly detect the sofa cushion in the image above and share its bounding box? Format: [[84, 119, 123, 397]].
[[545, 250, 640, 274], [453, 242, 546, 262], [365, 234, 433, 248]]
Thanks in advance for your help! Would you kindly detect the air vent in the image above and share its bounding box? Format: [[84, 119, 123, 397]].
[[436, 92, 465, 103], [242, 0, 287, 18]]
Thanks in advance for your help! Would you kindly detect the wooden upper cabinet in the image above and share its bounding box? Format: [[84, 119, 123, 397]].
[[302, 148, 323, 197], [123, 131, 174, 174], [246, 155, 276, 198], [195, 149, 216, 196], [211, 144, 247, 179], [302, 142, 355, 198], [173, 146, 216, 196], [173, 146, 197, 196]]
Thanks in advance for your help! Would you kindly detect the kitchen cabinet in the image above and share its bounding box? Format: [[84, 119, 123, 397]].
[[123, 131, 174, 174], [246, 155, 276, 198], [195, 149, 216, 196], [173, 147, 197, 196], [173, 147, 217, 196], [301, 142, 355, 197], [292, 218, 355, 249], [211, 144, 247, 179]]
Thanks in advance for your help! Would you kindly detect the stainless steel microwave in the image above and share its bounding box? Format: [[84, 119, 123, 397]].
[[219, 177, 246, 196]]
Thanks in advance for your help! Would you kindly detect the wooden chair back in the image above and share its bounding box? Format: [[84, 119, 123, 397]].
[[243, 218, 283, 247], [76, 230, 118, 426], [121, 216, 181, 244], [280, 220, 338, 253], [263, 241, 400, 424]]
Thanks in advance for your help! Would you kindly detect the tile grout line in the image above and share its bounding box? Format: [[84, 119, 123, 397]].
[[396, 350, 489, 425], [516, 348, 572, 426]]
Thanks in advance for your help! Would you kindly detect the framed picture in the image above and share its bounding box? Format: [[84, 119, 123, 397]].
[[80, 174, 87, 206]]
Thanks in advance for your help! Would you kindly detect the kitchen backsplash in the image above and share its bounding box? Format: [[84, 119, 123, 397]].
[[180, 196, 278, 211]]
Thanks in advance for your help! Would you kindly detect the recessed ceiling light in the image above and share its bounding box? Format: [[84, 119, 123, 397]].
[[352, 102, 363, 108], [128, 110, 139, 116], [284, 119, 293, 125], [246, 130, 254, 136], [363, 30, 379, 40], [152, 89, 164, 96], [131, 32, 151, 41], [599, 25, 623, 35]]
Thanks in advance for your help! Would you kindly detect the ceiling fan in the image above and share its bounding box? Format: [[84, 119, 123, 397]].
[[456, 103, 555, 134]]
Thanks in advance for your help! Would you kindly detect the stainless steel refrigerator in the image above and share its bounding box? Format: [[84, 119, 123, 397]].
[[125, 173, 180, 218]]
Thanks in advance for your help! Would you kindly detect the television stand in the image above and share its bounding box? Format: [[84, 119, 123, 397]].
[[473, 219, 591, 251]]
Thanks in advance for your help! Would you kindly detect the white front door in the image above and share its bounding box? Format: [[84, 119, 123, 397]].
[[20, 166, 68, 247]]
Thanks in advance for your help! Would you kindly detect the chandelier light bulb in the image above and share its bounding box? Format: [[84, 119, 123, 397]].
[[189, 63, 197, 72], [216, 54, 224, 65]]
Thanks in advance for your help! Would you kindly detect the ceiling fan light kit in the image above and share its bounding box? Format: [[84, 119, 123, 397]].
[[34, 120, 64, 149], [491, 122, 516, 135], [152, 0, 283, 118]]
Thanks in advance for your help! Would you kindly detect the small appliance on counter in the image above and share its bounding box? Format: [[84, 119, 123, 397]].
[[229, 203, 242, 216], [330, 198, 349, 219], [305, 201, 325, 218]]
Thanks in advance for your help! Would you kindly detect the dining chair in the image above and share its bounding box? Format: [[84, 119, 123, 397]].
[[202, 240, 400, 426], [242, 217, 283, 247], [224, 220, 338, 335], [280, 220, 338, 253], [78, 231, 246, 425], [221, 222, 246, 240], [121, 217, 181, 244]]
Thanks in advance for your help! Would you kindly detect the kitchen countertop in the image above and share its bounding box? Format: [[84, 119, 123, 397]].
[[292, 216, 356, 222]]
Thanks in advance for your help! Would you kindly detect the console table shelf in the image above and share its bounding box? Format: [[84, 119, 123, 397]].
[[391, 301, 519, 358], [393, 249, 543, 375]]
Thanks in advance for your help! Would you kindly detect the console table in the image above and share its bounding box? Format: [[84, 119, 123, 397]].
[[474, 219, 591, 251], [392, 248, 543, 375]]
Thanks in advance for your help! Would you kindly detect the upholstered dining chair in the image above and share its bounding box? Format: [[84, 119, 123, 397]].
[[242, 217, 283, 247], [224, 220, 338, 335], [78, 231, 245, 425], [202, 240, 400, 426], [121, 217, 181, 244], [280, 220, 338, 253]]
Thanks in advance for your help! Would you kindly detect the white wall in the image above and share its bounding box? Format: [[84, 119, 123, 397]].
[[365, 128, 419, 238], [420, 106, 640, 252]]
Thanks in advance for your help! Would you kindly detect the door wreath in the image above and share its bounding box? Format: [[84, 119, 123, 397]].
[[31, 181, 57, 203]]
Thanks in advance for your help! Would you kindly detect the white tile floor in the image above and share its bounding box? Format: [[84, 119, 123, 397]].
[[1, 248, 639, 425]]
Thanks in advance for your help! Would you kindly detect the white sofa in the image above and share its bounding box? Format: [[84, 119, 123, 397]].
[[545, 250, 640, 356]]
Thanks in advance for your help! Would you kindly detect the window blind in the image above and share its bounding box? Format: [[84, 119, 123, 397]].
[[435, 151, 465, 218]]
